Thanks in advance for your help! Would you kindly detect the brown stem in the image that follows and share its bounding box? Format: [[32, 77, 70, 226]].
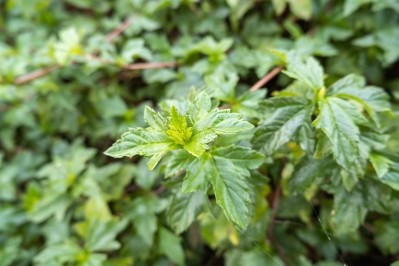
[[155, 185, 166, 195], [14, 65, 61, 85], [105, 18, 133, 42], [13, 17, 133, 85], [123, 61, 178, 70], [249, 66, 283, 92], [267, 182, 289, 265]]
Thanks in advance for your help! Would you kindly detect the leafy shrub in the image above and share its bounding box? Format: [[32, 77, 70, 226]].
[[1, 0, 399, 265]]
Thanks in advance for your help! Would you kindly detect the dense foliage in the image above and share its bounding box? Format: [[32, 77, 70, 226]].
[[1, 0, 399, 265]]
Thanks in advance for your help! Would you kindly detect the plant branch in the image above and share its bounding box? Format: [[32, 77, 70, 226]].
[[14, 17, 133, 85], [14, 66, 61, 85], [267, 182, 289, 265], [123, 61, 178, 70], [105, 18, 133, 42], [249, 66, 283, 91]]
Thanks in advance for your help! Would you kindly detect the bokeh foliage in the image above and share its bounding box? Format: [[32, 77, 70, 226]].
[[1, 0, 399, 265]]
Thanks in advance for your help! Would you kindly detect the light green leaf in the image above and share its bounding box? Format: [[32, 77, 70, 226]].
[[379, 161, 399, 191], [284, 51, 324, 89], [330, 74, 390, 125], [158, 227, 185, 266], [205, 71, 238, 102], [106, 92, 254, 166], [121, 39, 152, 62], [272, 0, 287, 15], [144, 106, 168, 131], [104, 128, 175, 170], [81, 219, 128, 252], [252, 97, 311, 155], [288, 0, 312, 20], [167, 191, 205, 234], [182, 153, 212, 192], [34, 241, 81, 265], [370, 153, 392, 178]]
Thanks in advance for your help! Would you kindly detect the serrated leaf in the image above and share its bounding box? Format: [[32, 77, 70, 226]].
[[370, 153, 392, 178], [106, 92, 254, 167], [252, 97, 311, 155], [182, 146, 263, 228], [165, 150, 193, 178], [297, 119, 316, 153], [144, 106, 168, 131], [167, 191, 205, 234], [313, 97, 361, 172], [284, 51, 324, 89], [330, 74, 390, 125], [379, 161, 399, 191], [209, 146, 264, 228], [104, 128, 175, 170]]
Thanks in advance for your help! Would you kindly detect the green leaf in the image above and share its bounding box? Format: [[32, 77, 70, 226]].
[[158, 227, 185, 266], [233, 89, 267, 118], [375, 220, 399, 254], [127, 195, 161, 246], [331, 187, 367, 235], [182, 153, 212, 192], [297, 119, 316, 153], [80, 219, 128, 252], [272, 0, 288, 15], [106, 92, 253, 167], [252, 97, 312, 155], [209, 146, 264, 228], [313, 97, 361, 172], [167, 191, 205, 234], [34, 241, 81, 265], [343, 0, 373, 16], [284, 51, 324, 89], [330, 74, 390, 125], [370, 153, 392, 178], [379, 161, 399, 191], [104, 128, 175, 170], [289, 157, 328, 194], [288, 0, 312, 20], [144, 106, 168, 131]]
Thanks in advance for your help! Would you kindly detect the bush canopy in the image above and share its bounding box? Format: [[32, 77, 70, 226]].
[[1, 0, 399, 265]]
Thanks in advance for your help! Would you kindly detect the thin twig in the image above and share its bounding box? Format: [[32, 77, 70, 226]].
[[14, 66, 61, 85], [105, 18, 133, 42], [249, 66, 283, 91], [123, 62, 178, 70], [85, 55, 177, 71], [267, 182, 289, 265], [14, 17, 133, 85]]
